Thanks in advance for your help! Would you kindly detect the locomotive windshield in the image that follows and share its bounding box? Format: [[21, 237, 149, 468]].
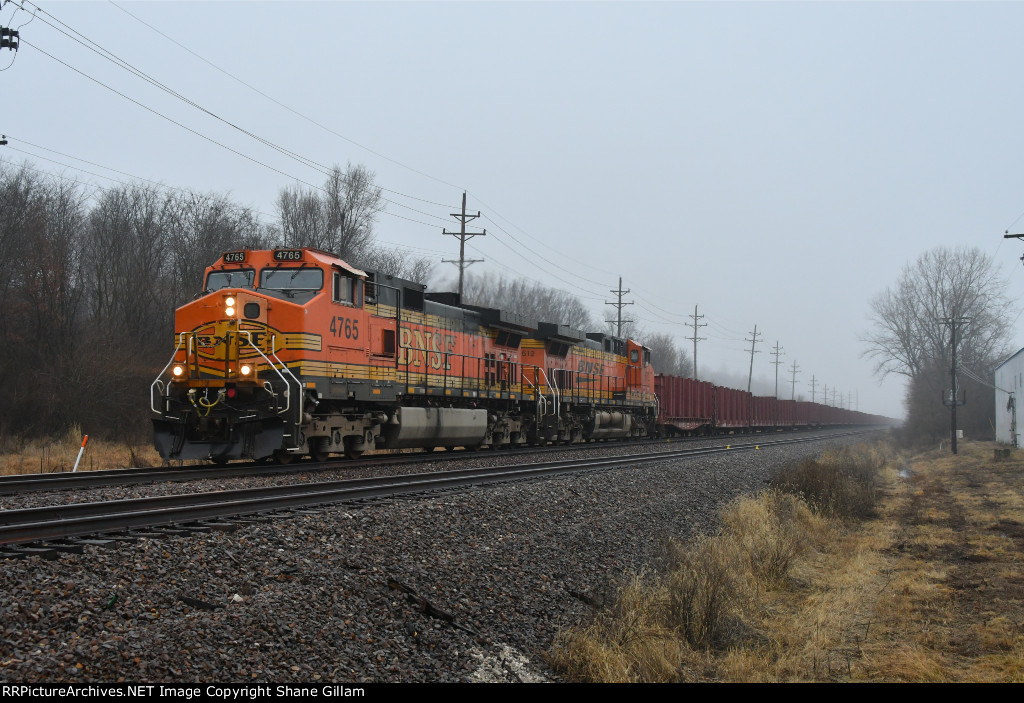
[[259, 267, 324, 303], [206, 268, 255, 292]]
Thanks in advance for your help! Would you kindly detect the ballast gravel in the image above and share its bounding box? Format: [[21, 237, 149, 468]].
[[0, 433, 870, 682]]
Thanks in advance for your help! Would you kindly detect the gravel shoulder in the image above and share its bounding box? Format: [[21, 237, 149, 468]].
[[0, 433, 871, 682]]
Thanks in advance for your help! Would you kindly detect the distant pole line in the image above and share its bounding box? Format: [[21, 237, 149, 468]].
[[745, 324, 762, 393], [605, 277, 634, 338], [809, 375, 817, 403], [789, 360, 800, 400], [685, 304, 706, 380], [442, 191, 485, 299], [770, 340, 785, 398]]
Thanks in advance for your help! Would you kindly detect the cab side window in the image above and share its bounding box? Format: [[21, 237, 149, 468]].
[[333, 271, 362, 306]]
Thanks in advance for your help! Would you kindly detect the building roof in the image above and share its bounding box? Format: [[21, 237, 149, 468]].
[[995, 346, 1024, 372]]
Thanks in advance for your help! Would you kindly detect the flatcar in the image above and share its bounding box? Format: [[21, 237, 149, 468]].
[[152, 248, 659, 463]]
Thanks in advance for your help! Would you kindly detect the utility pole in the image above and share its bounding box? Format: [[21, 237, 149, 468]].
[[770, 341, 784, 398], [442, 191, 485, 299], [745, 324, 762, 393], [789, 360, 800, 400], [831, 387, 837, 407], [809, 375, 817, 403], [822, 383, 828, 406], [685, 305, 707, 380], [939, 316, 970, 454], [605, 277, 634, 338]]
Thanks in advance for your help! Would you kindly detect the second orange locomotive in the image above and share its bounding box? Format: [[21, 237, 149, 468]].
[[152, 248, 658, 462]]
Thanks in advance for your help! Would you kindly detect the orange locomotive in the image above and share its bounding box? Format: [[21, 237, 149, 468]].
[[152, 248, 658, 463]]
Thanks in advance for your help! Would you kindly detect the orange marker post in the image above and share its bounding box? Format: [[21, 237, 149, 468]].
[[72, 435, 89, 473]]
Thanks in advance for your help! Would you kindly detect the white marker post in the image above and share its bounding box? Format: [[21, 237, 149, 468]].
[[72, 435, 89, 473]]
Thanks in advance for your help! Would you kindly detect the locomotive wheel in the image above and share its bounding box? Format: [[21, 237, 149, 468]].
[[310, 438, 331, 462], [273, 450, 297, 465], [345, 447, 364, 460], [210, 456, 229, 466]]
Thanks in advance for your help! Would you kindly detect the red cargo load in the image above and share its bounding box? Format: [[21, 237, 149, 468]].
[[752, 396, 777, 428], [794, 401, 814, 426], [777, 399, 796, 427], [655, 374, 714, 433], [715, 386, 751, 428]]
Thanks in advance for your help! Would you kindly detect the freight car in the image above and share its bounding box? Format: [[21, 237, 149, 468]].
[[152, 248, 659, 463], [654, 374, 889, 436]]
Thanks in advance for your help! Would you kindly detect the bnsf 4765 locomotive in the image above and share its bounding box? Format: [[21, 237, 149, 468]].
[[152, 248, 658, 463]]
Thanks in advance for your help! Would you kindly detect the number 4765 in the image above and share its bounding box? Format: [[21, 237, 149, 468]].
[[330, 316, 359, 340]]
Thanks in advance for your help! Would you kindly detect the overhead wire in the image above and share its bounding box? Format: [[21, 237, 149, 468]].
[[16, 2, 454, 223], [105, 0, 465, 198]]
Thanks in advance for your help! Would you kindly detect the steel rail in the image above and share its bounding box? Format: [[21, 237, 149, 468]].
[[0, 429, 876, 547], [0, 426, 887, 496]]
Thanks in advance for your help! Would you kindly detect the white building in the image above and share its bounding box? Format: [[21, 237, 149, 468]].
[[994, 347, 1024, 446]]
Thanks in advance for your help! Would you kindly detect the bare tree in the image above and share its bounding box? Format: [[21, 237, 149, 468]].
[[462, 273, 596, 330], [165, 191, 267, 305], [277, 164, 383, 261], [863, 247, 1014, 380], [862, 246, 1016, 440], [357, 244, 434, 283], [640, 332, 693, 377]]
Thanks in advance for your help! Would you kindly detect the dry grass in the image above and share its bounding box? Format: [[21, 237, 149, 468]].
[[551, 439, 1024, 682], [0, 425, 166, 475]]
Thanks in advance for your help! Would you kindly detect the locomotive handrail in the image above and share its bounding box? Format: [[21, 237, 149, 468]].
[[150, 333, 189, 414], [545, 366, 560, 419], [238, 331, 294, 418], [522, 373, 546, 418], [268, 340, 304, 420]]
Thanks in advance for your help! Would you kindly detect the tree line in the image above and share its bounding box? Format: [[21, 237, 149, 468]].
[[0, 160, 430, 441]]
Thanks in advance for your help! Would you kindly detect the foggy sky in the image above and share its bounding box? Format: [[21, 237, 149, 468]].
[[7, 1, 1024, 419]]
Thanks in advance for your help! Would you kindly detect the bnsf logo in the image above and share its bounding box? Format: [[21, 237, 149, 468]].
[[191, 321, 283, 360], [398, 327, 457, 370], [577, 360, 604, 375]]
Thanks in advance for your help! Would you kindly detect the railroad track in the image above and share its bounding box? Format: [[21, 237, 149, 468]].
[[0, 428, 877, 554], [0, 426, 884, 496]]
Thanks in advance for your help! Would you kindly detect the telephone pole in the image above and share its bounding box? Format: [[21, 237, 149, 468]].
[[745, 324, 762, 393], [939, 316, 970, 454], [770, 341, 784, 398], [605, 277, 634, 337], [442, 191, 485, 299], [789, 360, 800, 400], [809, 375, 817, 403], [685, 305, 707, 379], [822, 383, 828, 406]]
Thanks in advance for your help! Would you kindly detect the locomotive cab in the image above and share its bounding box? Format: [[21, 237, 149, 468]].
[[152, 248, 370, 463]]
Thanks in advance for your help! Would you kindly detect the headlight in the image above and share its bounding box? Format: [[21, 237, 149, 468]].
[[240, 364, 252, 376], [225, 296, 236, 307], [225, 306, 235, 317], [172, 365, 184, 377]]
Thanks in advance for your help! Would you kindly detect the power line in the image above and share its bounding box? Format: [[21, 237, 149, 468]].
[[789, 360, 800, 400], [17, 7, 455, 224], [105, 0, 465, 197]]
